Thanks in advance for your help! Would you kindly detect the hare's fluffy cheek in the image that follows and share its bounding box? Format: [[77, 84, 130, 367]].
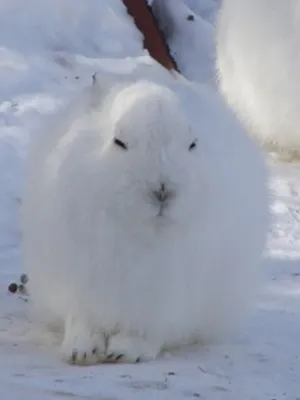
[[93, 162, 152, 224]]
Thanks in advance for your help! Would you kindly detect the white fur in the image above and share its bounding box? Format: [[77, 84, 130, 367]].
[[22, 61, 269, 365], [216, 0, 300, 158]]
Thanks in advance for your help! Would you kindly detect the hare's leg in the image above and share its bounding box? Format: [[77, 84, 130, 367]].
[[105, 333, 160, 363], [61, 314, 106, 365]]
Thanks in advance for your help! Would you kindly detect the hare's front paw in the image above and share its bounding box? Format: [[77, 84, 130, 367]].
[[61, 315, 106, 365], [105, 333, 160, 364]]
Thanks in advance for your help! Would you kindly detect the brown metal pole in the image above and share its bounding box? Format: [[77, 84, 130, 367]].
[[122, 0, 179, 72]]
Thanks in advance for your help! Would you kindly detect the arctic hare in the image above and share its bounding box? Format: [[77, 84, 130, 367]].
[[216, 0, 300, 159], [22, 62, 269, 365]]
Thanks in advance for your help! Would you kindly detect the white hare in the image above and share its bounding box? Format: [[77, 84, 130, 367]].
[[22, 61, 269, 365], [216, 0, 300, 159]]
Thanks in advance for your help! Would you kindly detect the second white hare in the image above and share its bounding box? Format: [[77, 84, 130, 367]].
[[217, 0, 300, 158]]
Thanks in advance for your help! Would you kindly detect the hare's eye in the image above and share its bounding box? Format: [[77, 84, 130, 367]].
[[114, 138, 128, 150], [189, 140, 197, 151]]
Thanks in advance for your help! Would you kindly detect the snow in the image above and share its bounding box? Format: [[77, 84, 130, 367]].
[[0, 0, 299, 399], [152, 0, 217, 84]]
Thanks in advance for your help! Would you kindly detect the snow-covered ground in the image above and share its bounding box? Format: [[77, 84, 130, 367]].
[[0, 0, 299, 399]]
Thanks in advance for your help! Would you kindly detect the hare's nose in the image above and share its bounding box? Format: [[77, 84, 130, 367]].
[[152, 183, 174, 204]]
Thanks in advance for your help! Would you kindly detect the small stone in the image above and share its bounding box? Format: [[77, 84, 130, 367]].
[[20, 273, 29, 284], [187, 14, 195, 21], [8, 283, 18, 293]]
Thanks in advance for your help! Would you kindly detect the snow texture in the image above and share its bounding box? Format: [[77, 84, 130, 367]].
[[0, 0, 299, 399], [216, 0, 300, 159]]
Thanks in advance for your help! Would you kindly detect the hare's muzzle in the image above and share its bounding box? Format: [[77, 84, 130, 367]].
[[151, 183, 174, 207]]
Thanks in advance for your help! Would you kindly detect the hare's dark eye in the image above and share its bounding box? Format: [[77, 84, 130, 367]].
[[114, 138, 128, 150], [189, 140, 197, 151]]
